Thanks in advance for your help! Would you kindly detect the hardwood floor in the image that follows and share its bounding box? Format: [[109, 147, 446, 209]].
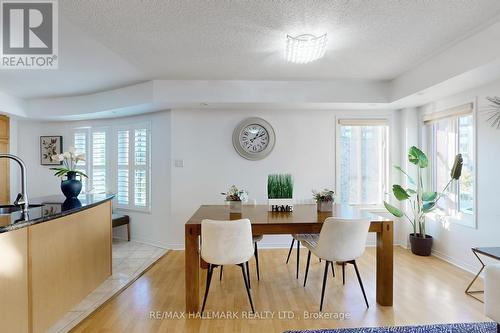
[[71, 247, 488, 333]]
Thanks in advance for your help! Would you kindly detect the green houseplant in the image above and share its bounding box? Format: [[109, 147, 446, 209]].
[[268, 174, 294, 212], [221, 185, 248, 213], [384, 146, 463, 256], [312, 189, 335, 212]]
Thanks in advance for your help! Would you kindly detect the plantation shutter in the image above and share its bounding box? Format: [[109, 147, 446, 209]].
[[134, 128, 148, 207], [73, 130, 89, 192], [117, 130, 130, 205], [92, 130, 107, 194]]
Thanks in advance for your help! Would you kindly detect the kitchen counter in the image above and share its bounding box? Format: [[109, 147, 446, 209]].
[[0, 193, 114, 233], [0, 194, 114, 333]]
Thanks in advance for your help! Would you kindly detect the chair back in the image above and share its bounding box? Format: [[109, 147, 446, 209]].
[[314, 217, 370, 262], [201, 219, 254, 265]]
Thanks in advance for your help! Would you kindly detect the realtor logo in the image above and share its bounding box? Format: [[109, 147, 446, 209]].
[[1, 0, 58, 69]]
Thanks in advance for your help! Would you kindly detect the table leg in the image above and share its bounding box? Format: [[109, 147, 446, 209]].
[[376, 221, 393, 306], [465, 249, 486, 302], [185, 225, 200, 313]]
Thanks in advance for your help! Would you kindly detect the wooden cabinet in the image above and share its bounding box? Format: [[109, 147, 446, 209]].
[[30, 201, 112, 333], [0, 228, 29, 333], [0, 115, 9, 203], [0, 200, 112, 333]]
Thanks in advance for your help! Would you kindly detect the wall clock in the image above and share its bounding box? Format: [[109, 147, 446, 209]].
[[232, 117, 276, 160]]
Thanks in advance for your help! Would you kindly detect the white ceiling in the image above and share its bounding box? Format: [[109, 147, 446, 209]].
[[1, 0, 500, 99]]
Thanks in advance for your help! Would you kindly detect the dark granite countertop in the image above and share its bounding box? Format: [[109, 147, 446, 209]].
[[0, 193, 115, 233]]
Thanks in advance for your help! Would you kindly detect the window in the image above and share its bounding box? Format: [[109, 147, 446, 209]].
[[73, 130, 88, 192], [425, 103, 474, 217], [72, 122, 151, 212], [337, 119, 389, 205], [115, 125, 150, 210], [72, 127, 108, 195]]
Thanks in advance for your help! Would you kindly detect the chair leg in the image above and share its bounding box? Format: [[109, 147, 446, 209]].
[[286, 239, 295, 264], [320, 260, 329, 311], [342, 262, 346, 285], [319, 258, 321, 262], [245, 261, 251, 289], [219, 265, 223, 281], [127, 224, 130, 241], [201, 264, 214, 313], [497, 323, 499, 332], [240, 263, 255, 313], [303, 250, 311, 287], [296, 240, 300, 279], [351, 260, 369, 308], [330, 261, 335, 278], [254, 242, 260, 281]]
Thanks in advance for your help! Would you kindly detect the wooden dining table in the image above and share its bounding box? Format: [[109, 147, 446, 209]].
[[185, 204, 394, 312]]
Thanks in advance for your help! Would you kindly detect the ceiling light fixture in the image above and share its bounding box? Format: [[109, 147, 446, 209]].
[[285, 33, 327, 64]]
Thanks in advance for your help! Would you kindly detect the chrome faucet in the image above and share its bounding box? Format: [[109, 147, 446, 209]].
[[0, 154, 29, 214]]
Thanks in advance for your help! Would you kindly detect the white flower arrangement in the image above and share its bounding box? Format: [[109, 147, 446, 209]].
[[50, 146, 88, 178], [221, 185, 248, 202]]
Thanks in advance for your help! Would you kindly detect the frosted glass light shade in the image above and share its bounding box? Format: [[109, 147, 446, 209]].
[[285, 33, 327, 64]]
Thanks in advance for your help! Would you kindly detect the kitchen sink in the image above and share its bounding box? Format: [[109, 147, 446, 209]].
[[0, 204, 44, 215]]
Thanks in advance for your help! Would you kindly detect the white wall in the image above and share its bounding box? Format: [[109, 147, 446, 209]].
[[170, 108, 401, 249], [396, 107, 420, 247], [413, 79, 500, 272], [13, 111, 171, 248], [13, 107, 404, 250]]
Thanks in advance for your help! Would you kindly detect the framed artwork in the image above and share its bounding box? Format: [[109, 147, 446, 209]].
[[40, 136, 63, 165], [41, 203, 62, 217]]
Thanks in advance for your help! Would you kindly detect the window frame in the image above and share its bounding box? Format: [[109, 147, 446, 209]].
[[335, 117, 390, 207], [423, 101, 477, 228], [112, 122, 152, 213], [72, 126, 110, 195], [71, 121, 152, 214]]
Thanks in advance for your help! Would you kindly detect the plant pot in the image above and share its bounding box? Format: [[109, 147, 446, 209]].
[[228, 200, 242, 214], [317, 201, 333, 212], [61, 171, 82, 199], [409, 233, 433, 256], [62, 198, 82, 211]]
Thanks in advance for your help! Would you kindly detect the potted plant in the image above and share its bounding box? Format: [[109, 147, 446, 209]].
[[50, 147, 88, 199], [268, 174, 294, 212], [221, 185, 248, 213], [384, 146, 463, 256], [313, 189, 335, 212]]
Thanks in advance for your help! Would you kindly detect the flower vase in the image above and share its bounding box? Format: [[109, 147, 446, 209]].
[[229, 200, 242, 214], [317, 201, 333, 212], [61, 171, 82, 199]]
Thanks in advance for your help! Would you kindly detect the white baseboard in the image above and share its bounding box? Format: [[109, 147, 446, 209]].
[[112, 237, 169, 250], [163, 241, 405, 251], [431, 248, 478, 275]]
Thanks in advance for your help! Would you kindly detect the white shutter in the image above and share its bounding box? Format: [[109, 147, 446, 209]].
[[92, 131, 106, 194], [117, 130, 129, 205], [133, 128, 148, 207], [73, 130, 89, 193], [115, 125, 150, 210]]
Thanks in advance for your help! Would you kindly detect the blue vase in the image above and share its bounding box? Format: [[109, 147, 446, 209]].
[[61, 171, 82, 199], [62, 197, 82, 211]]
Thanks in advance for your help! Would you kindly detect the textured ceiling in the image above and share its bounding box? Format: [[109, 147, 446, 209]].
[[2, 0, 500, 99], [60, 0, 500, 80]]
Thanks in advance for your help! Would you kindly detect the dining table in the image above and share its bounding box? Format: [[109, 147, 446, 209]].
[[185, 204, 394, 312]]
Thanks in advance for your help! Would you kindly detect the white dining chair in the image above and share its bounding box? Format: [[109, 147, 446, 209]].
[[201, 218, 255, 313], [220, 199, 262, 284], [301, 217, 370, 311], [286, 234, 330, 279]]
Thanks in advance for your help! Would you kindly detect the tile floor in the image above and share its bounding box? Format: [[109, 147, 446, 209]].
[[47, 239, 168, 333]]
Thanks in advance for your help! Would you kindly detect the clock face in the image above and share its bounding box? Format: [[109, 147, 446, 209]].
[[239, 124, 269, 153], [232, 117, 275, 160]]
